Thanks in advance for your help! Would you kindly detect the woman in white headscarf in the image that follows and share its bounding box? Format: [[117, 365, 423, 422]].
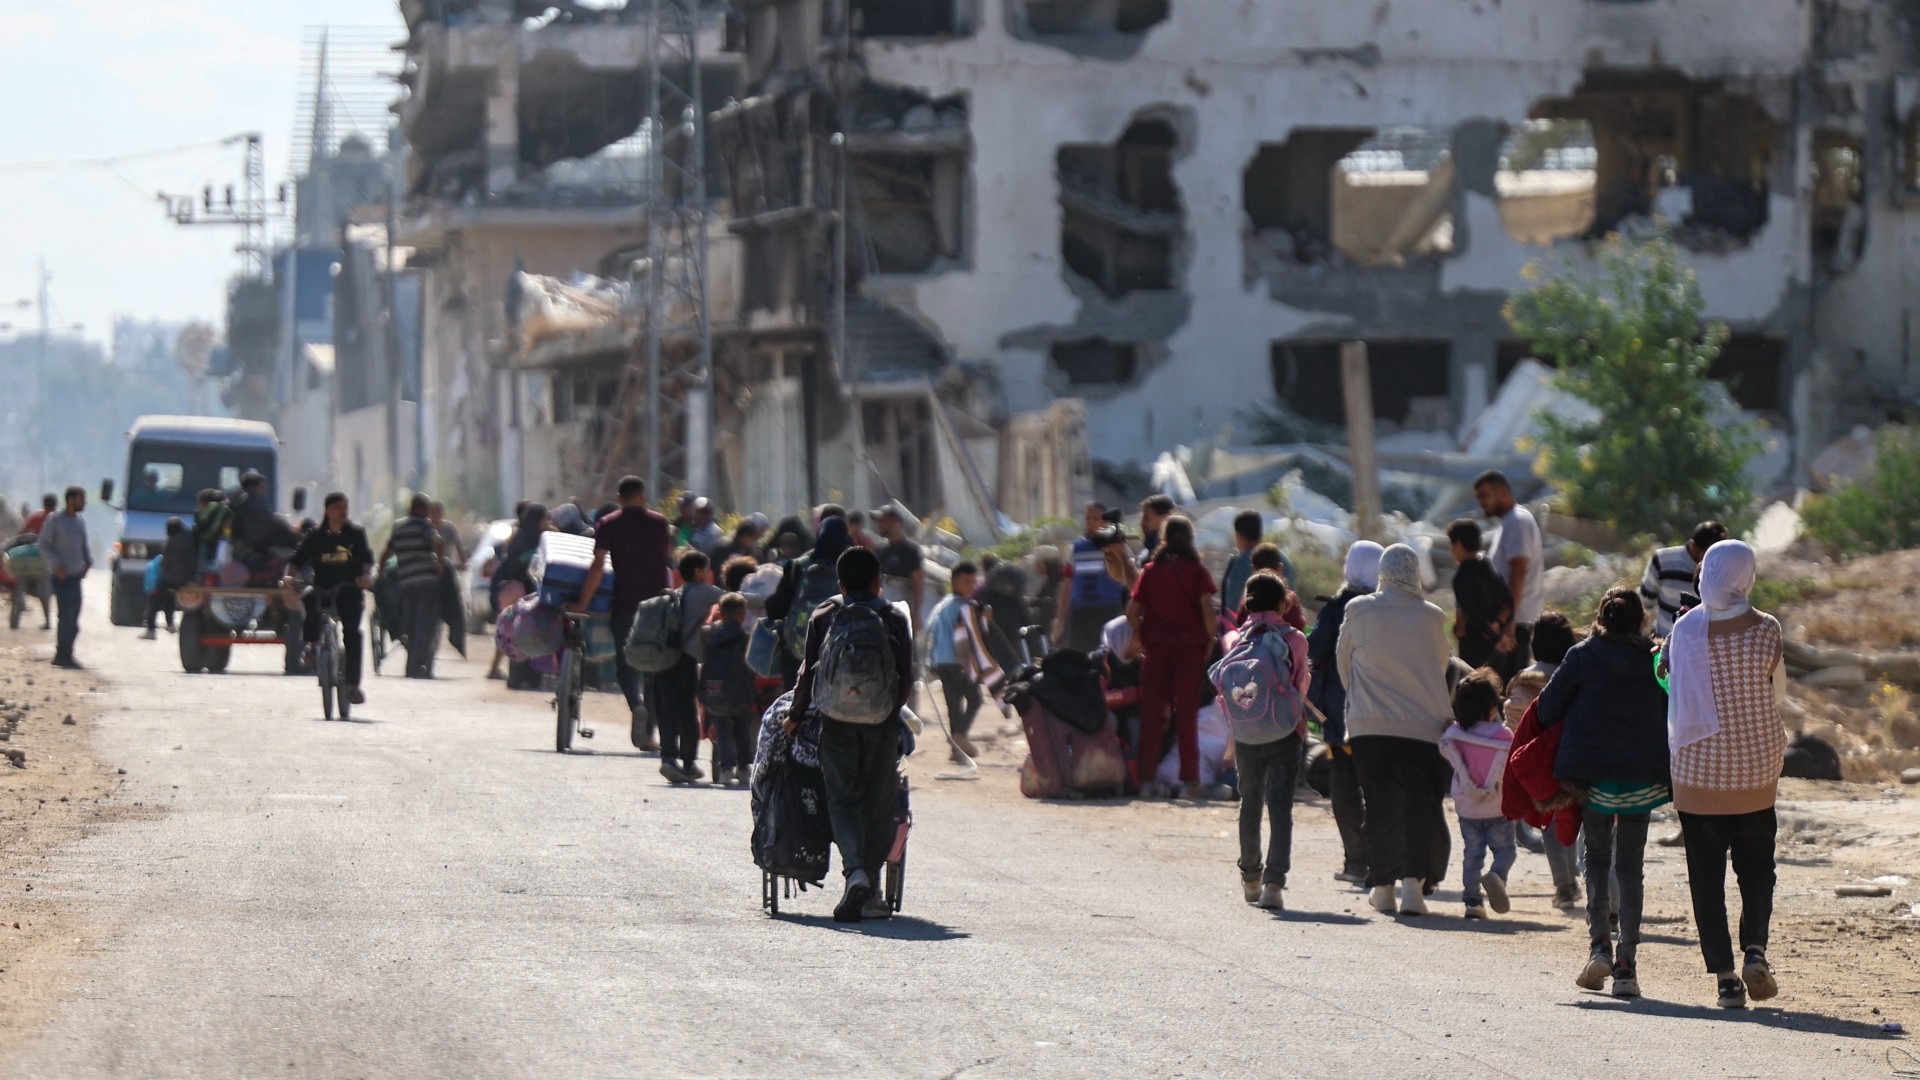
[[1336, 543, 1453, 916], [1665, 539, 1786, 1010], [1306, 540, 1385, 885]]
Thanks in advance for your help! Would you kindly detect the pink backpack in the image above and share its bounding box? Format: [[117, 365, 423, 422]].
[[1207, 623, 1305, 746]]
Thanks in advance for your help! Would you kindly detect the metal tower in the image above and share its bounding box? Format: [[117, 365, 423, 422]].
[[158, 133, 270, 279], [639, 0, 713, 499]]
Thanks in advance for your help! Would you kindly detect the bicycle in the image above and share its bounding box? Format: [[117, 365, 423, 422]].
[[553, 610, 594, 752], [308, 583, 358, 721]]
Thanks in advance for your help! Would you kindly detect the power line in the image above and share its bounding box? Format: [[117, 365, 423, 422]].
[[0, 138, 235, 174]]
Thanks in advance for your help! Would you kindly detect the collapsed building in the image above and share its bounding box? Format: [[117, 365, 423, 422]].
[[391, 0, 1920, 523]]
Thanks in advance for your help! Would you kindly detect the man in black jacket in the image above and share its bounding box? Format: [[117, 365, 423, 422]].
[[287, 492, 376, 704], [787, 547, 913, 922], [229, 472, 300, 570]]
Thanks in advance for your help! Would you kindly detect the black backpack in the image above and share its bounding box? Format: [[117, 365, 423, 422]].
[[700, 627, 758, 717], [810, 599, 900, 725], [782, 558, 842, 660]]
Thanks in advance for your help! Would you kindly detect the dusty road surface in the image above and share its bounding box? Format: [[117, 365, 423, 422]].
[[1, 603, 1910, 1079]]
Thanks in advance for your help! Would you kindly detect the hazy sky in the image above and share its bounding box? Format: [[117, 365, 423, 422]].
[[0, 1, 404, 350]]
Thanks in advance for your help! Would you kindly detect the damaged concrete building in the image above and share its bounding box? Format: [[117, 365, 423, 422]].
[[393, 2, 740, 512], [699, 0, 1920, 521]]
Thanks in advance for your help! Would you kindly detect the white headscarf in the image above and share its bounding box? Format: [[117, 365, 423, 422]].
[[1377, 543, 1424, 596], [1102, 614, 1135, 660], [1667, 539, 1758, 752], [1344, 540, 1384, 592]]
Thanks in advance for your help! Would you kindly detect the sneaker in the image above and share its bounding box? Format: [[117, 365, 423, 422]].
[[1481, 872, 1511, 915], [1610, 961, 1641, 998], [1334, 869, 1368, 885], [1463, 904, 1486, 920], [1717, 976, 1748, 1009], [1742, 950, 1778, 1002], [1368, 884, 1397, 914], [659, 761, 691, 785], [1576, 950, 1613, 992], [683, 762, 705, 782], [1552, 884, 1580, 912], [1180, 783, 1207, 802], [860, 893, 893, 920], [51, 656, 82, 670], [1242, 876, 1262, 904], [348, 687, 366, 706], [833, 869, 873, 923], [1256, 884, 1284, 910], [1207, 782, 1237, 801], [1397, 877, 1428, 916], [139, 628, 157, 640]]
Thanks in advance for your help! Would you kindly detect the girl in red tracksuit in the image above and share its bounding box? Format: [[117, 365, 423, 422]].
[[1127, 515, 1218, 800]]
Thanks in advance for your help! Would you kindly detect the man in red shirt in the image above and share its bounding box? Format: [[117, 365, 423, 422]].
[[575, 475, 672, 749], [21, 493, 55, 537]]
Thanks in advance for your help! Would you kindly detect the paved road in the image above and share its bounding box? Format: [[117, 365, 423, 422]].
[[4, 604, 1899, 1078]]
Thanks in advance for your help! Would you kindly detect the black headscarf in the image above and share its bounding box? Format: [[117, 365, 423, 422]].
[[505, 502, 550, 562], [810, 514, 851, 567]]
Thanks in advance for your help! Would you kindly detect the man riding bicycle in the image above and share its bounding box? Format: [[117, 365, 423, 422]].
[[286, 492, 375, 705]]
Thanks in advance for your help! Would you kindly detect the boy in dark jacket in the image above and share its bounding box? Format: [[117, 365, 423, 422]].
[[701, 593, 758, 786], [143, 517, 198, 638], [786, 547, 914, 922]]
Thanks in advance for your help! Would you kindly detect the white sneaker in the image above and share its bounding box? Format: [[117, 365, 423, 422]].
[[1368, 884, 1397, 914], [1463, 904, 1486, 920], [1481, 872, 1511, 915], [1256, 884, 1284, 910], [1398, 877, 1429, 916]]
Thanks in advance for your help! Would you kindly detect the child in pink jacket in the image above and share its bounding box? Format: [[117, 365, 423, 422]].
[[1438, 669, 1516, 918]]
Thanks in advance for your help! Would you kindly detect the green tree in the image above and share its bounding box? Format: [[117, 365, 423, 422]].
[[1504, 234, 1757, 538]]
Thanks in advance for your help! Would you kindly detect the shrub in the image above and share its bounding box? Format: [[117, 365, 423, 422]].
[[1800, 426, 1920, 556], [1504, 233, 1757, 538]]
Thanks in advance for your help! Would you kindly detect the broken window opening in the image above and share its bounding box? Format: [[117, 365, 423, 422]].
[[1812, 130, 1865, 268], [862, 397, 941, 511], [851, 0, 963, 38], [852, 152, 965, 274], [1008, 0, 1168, 57], [551, 368, 620, 425], [1057, 118, 1184, 298], [1051, 339, 1139, 386], [1269, 340, 1453, 430], [1496, 119, 1598, 246], [1245, 128, 1455, 268], [1710, 335, 1785, 414], [1528, 73, 1776, 249]]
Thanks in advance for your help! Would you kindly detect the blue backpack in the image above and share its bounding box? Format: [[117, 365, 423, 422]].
[[1207, 622, 1305, 746]]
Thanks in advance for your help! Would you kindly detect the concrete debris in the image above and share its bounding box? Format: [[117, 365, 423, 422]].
[[1458, 359, 1600, 459], [5, 749, 23, 768], [1810, 424, 1902, 492], [1902, 767, 1920, 785], [1836, 883, 1894, 897], [1799, 665, 1867, 689], [514, 272, 629, 352], [1749, 501, 1803, 556]]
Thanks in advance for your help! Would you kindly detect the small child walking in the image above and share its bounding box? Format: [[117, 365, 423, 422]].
[[700, 592, 759, 786], [1438, 669, 1517, 919]]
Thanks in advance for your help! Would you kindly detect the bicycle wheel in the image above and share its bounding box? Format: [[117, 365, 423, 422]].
[[334, 636, 351, 721], [554, 647, 579, 753], [319, 646, 336, 720], [886, 853, 905, 913]]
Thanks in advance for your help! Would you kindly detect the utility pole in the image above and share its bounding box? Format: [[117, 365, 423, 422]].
[[158, 134, 270, 279], [1341, 341, 1380, 541], [36, 258, 50, 494]]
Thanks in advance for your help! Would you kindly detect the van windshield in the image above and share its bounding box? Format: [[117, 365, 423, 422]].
[[128, 442, 274, 516]]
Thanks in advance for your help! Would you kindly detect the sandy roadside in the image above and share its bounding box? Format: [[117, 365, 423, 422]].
[[0, 640, 135, 1057]]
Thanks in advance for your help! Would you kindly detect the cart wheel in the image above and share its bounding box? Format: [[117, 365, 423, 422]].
[[885, 854, 905, 913], [763, 870, 779, 915]]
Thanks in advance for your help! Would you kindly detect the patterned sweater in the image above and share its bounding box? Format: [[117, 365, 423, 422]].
[[1672, 612, 1785, 815]]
